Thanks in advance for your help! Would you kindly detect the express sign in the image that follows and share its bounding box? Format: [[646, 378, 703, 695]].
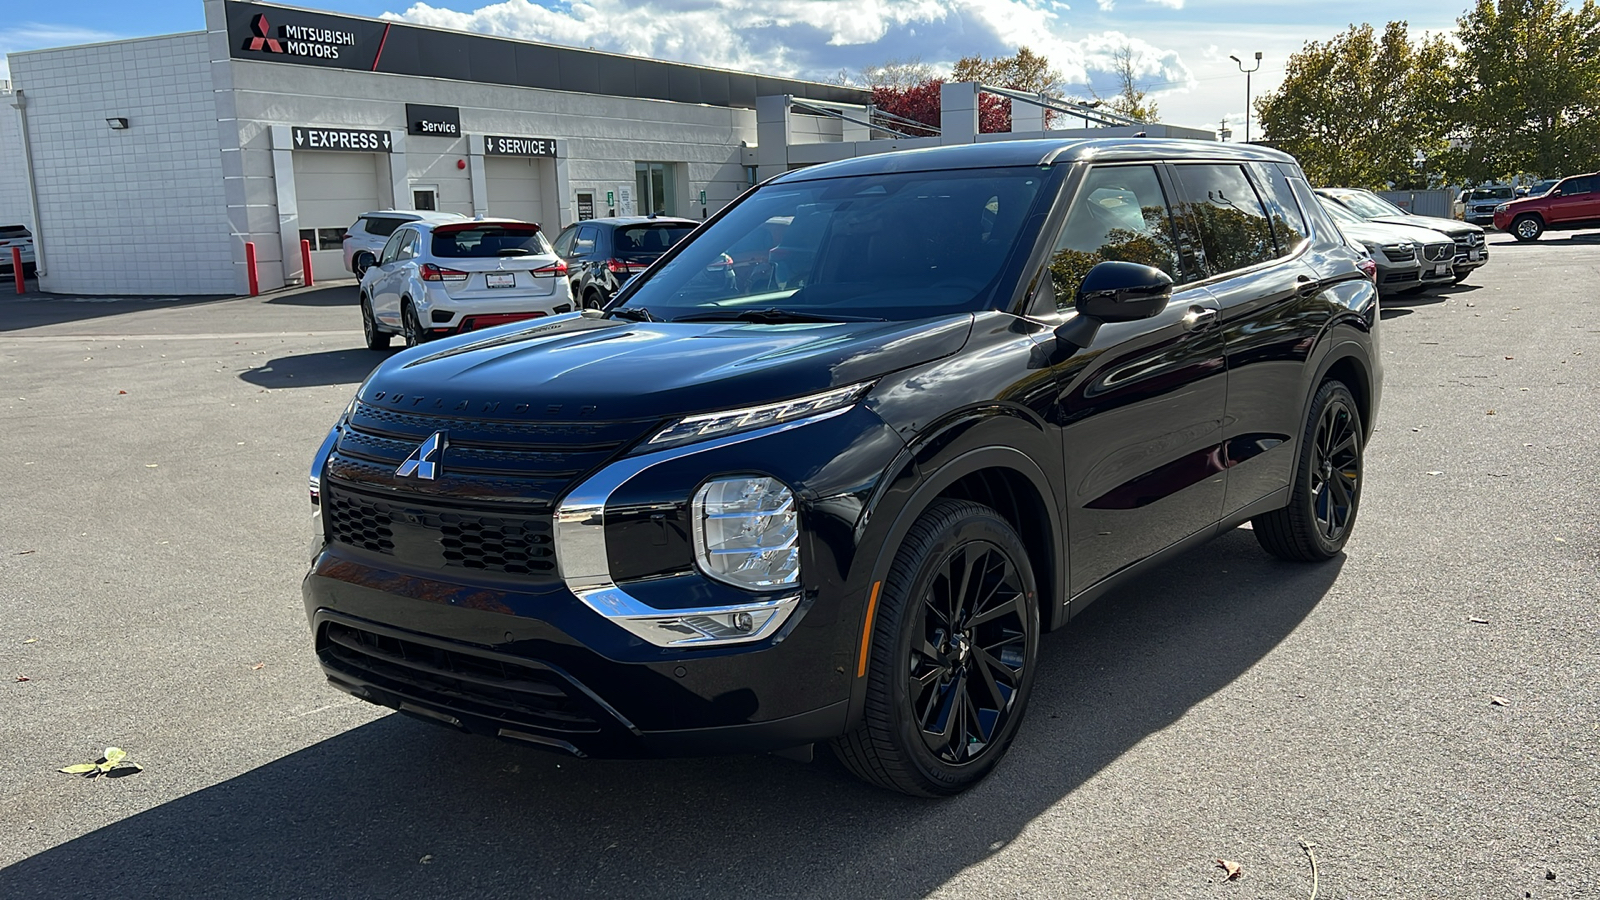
[[292, 127, 393, 153]]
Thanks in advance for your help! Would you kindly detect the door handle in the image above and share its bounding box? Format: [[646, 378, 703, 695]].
[[1184, 306, 1218, 331], [1296, 275, 1322, 298]]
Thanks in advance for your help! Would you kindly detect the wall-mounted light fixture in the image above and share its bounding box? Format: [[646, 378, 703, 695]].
[[106, 117, 129, 130]]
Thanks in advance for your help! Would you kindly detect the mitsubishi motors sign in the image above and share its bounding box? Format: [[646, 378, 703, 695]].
[[246, 14, 358, 60], [228, 2, 387, 70]]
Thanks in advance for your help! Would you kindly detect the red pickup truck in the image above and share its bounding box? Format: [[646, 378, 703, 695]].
[[1494, 172, 1600, 241]]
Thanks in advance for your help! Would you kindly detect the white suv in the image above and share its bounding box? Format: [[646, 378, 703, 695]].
[[359, 219, 573, 349], [343, 210, 468, 279], [0, 225, 35, 275]]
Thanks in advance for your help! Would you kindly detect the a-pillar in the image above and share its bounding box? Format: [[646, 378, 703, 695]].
[[756, 94, 791, 181], [940, 82, 979, 145]]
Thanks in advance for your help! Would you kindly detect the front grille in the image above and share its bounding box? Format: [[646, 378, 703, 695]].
[[1382, 271, 1418, 284], [1381, 245, 1416, 262], [324, 486, 556, 576], [319, 620, 601, 733], [1423, 243, 1454, 262]]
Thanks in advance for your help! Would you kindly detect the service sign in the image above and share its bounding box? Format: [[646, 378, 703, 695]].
[[292, 127, 393, 153], [484, 135, 559, 158], [407, 104, 461, 138]]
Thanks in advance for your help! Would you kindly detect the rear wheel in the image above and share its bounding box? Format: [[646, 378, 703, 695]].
[[361, 295, 390, 351], [1253, 379, 1363, 561], [402, 301, 427, 348], [832, 499, 1039, 796], [582, 289, 606, 310], [1511, 214, 1544, 242]]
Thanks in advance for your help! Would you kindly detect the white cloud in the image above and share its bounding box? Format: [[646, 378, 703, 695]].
[[385, 0, 1190, 95]]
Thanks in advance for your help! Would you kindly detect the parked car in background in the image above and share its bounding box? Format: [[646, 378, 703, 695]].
[[1517, 178, 1562, 198], [1493, 172, 1600, 241], [1316, 187, 1488, 284], [358, 219, 572, 349], [1322, 200, 1456, 295], [344, 210, 470, 279], [0, 225, 35, 276], [1455, 186, 1515, 226], [551, 216, 698, 308], [305, 138, 1382, 796]]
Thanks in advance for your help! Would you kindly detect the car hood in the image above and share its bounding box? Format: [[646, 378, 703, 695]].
[[1340, 220, 1455, 246], [1366, 214, 1481, 236], [358, 311, 975, 421]]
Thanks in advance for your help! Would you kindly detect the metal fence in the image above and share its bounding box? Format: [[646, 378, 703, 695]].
[[1377, 190, 1455, 219]]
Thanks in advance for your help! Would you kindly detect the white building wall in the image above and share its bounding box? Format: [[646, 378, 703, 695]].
[[8, 34, 233, 295], [0, 86, 34, 232]]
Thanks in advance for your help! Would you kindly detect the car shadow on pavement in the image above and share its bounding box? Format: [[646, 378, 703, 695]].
[[239, 348, 390, 388], [0, 528, 1342, 899], [265, 284, 361, 307], [1379, 307, 1413, 320], [0, 292, 231, 332]]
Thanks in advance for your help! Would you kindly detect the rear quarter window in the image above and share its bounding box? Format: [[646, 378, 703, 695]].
[[361, 216, 407, 238]]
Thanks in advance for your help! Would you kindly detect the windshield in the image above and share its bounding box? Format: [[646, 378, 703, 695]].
[[1466, 188, 1514, 202], [614, 167, 1049, 322], [1333, 190, 1408, 218], [1321, 201, 1364, 227], [432, 224, 551, 258]]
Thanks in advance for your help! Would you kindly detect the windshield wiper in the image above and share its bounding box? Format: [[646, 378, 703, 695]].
[[609, 306, 656, 322], [671, 308, 886, 324]]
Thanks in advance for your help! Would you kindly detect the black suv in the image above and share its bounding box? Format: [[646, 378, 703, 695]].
[[551, 216, 698, 309], [305, 139, 1381, 796]]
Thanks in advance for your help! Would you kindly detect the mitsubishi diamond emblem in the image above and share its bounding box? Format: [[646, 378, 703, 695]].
[[396, 432, 446, 480]]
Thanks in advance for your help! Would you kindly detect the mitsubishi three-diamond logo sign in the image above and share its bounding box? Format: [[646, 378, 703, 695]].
[[395, 432, 446, 480], [245, 14, 284, 53]]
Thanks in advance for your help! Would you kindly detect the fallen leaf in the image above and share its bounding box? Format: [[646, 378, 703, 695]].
[[15, 674, 29, 682], [419, 855, 434, 865], [1216, 859, 1242, 881], [117, 390, 127, 395], [1468, 617, 1490, 625], [16, 549, 35, 555], [252, 662, 265, 671], [22, 637, 37, 644], [1504, 356, 1514, 360], [1554, 537, 1566, 543], [145, 464, 159, 468], [59, 764, 98, 775], [1486, 409, 1496, 415], [1491, 695, 1510, 707], [1426, 471, 1444, 476]]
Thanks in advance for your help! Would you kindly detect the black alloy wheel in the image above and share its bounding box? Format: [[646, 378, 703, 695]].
[[1452, 271, 1471, 284], [583, 289, 606, 310], [361, 295, 390, 351], [1253, 379, 1363, 561], [833, 499, 1039, 796], [1511, 214, 1543, 242], [402, 302, 425, 348]]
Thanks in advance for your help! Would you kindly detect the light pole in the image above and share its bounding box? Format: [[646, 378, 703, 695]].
[[1219, 115, 1231, 142], [1229, 51, 1262, 143]]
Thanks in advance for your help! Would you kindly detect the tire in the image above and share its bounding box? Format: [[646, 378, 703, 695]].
[[1252, 379, 1364, 562], [361, 295, 390, 350], [582, 289, 606, 310], [1511, 214, 1543, 242], [352, 252, 376, 280], [402, 300, 426, 348], [831, 499, 1040, 797], [1452, 271, 1471, 284]]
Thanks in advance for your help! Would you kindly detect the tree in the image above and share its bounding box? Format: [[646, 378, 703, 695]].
[[867, 48, 1065, 134], [1095, 45, 1160, 122], [1445, 0, 1600, 182], [1255, 22, 1453, 188], [951, 47, 1064, 96], [859, 57, 940, 90]]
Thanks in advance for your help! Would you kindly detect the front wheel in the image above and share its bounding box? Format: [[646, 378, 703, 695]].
[[832, 499, 1040, 796], [1253, 379, 1363, 561], [1452, 270, 1471, 284], [1511, 214, 1543, 242], [361, 295, 390, 350], [402, 301, 427, 348]]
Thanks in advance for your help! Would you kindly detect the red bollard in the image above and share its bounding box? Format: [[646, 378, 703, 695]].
[[244, 241, 259, 296], [300, 238, 315, 288], [10, 246, 22, 294]]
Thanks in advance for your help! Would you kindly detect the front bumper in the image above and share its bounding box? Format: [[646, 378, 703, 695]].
[[303, 549, 852, 758]]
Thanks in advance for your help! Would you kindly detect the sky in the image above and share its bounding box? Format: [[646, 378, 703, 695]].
[[1, 0, 1470, 137]]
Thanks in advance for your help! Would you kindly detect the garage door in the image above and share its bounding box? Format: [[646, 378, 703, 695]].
[[485, 156, 547, 228], [293, 152, 382, 282]]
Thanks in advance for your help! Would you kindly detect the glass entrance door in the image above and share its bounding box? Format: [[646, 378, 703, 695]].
[[635, 163, 676, 216]]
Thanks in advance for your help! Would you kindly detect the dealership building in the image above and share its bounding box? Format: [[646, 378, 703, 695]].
[[2, 0, 1210, 296]]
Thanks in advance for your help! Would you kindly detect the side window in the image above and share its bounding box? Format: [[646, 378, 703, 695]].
[[573, 226, 598, 256], [551, 226, 577, 257], [1287, 177, 1345, 248], [363, 216, 405, 238], [1173, 164, 1278, 275], [395, 229, 418, 261], [1251, 163, 1310, 257], [378, 231, 405, 265], [1047, 164, 1180, 310], [1558, 176, 1592, 196]]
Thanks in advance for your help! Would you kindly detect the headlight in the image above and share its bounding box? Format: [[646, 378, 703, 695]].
[[645, 383, 871, 450], [692, 476, 800, 591], [1495, 203, 1510, 213], [1360, 241, 1381, 256]]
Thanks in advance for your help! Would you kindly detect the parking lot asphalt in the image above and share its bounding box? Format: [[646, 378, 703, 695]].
[[2, 238, 1597, 899]]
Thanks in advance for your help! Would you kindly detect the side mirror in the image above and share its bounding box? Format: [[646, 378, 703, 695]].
[[1514, 187, 1529, 197], [1076, 260, 1173, 322], [1053, 261, 1173, 350]]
